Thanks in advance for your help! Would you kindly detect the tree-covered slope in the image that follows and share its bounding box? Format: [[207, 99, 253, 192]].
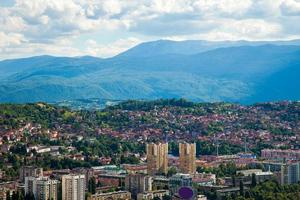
[[0, 41, 300, 103]]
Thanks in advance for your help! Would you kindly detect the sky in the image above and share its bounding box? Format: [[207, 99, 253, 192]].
[[0, 0, 300, 60]]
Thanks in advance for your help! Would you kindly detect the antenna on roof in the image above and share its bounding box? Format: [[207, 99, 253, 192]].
[[217, 139, 219, 156], [214, 134, 219, 156], [244, 136, 247, 153], [164, 130, 168, 143]]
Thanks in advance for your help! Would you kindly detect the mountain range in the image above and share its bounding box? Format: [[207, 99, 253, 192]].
[[1, 39, 300, 104]]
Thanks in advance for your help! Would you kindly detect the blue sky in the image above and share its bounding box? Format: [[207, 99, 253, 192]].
[[0, 0, 300, 59]]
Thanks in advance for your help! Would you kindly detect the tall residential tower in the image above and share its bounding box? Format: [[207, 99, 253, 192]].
[[25, 176, 58, 200], [179, 142, 196, 174], [62, 174, 85, 200], [146, 142, 168, 175]]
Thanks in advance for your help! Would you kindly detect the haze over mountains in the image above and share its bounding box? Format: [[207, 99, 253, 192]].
[[1, 39, 300, 104]]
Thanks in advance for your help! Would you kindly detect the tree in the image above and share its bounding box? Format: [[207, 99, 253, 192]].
[[85, 192, 91, 200], [232, 175, 236, 187], [224, 195, 233, 200], [88, 177, 96, 194], [10, 190, 23, 200], [251, 173, 257, 187], [162, 195, 171, 200], [167, 167, 177, 177], [239, 180, 244, 197], [18, 191, 24, 200], [57, 182, 62, 200], [12, 191, 18, 200], [6, 191, 11, 200], [24, 192, 35, 200], [244, 191, 251, 199]]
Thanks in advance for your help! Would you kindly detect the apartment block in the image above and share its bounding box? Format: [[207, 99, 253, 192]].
[[25, 176, 58, 200], [87, 191, 131, 200], [125, 174, 152, 199], [179, 142, 196, 174], [62, 174, 85, 200], [147, 142, 168, 175], [20, 166, 43, 183]]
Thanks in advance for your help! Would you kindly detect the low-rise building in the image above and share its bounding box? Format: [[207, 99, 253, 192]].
[[137, 190, 169, 200], [261, 149, 300, 161], [27, 145, 51, 154], [216, 187, 249, 198], [192, 173, 216, 186], [99, 157, 112, 165], [197, 195, 207, 200], [0, 181, 20, 200], [92, 165, 125, 176], [236, 169, 274, 183], [237, 169, 263, 176], [0, 170, 3, 180], [97, 174, 125, 188], [153, 176, 169, 190], [0, 187, 8, 200], [87, 191, 131, 200], [125, 174, 152, 199], [123, 164, 147, 174], [20, 166, 43, 183], [169, 173, 193, 195]]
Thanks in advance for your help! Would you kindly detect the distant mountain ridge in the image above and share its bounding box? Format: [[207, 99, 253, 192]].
[[116, 39, 300, 57], [0, 39, 300, 104]]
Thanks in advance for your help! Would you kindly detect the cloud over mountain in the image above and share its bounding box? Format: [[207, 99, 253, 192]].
[[0, 0, 300, 59]]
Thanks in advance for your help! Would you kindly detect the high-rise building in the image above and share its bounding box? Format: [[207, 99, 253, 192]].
[[20, 166, 43, 183], [25, 176, 59, 200], [62, 174, 85, 200], [280, 161, 300, 185], [179, 142, 196, 174], [72, 168, 94, 187], [259, 161, 300, 185], [146, 142, 168, 175], [25, 177, 36, 196], [125, 174, 152, 199]]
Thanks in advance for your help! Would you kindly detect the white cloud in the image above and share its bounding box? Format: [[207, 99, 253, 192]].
[[160, 19, 283, 41], [0, 32, 26, 47], [216, 19, 282, 40], [0, 36, 82, 60], [84, 38, 141, 57], [150, 0, 194, 14], [0, 0, 299, 59], [193, 0, 253, 17], [280, 0, 300, 16], [85, 0, 122, 18], [0, 15, 26, 33]]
